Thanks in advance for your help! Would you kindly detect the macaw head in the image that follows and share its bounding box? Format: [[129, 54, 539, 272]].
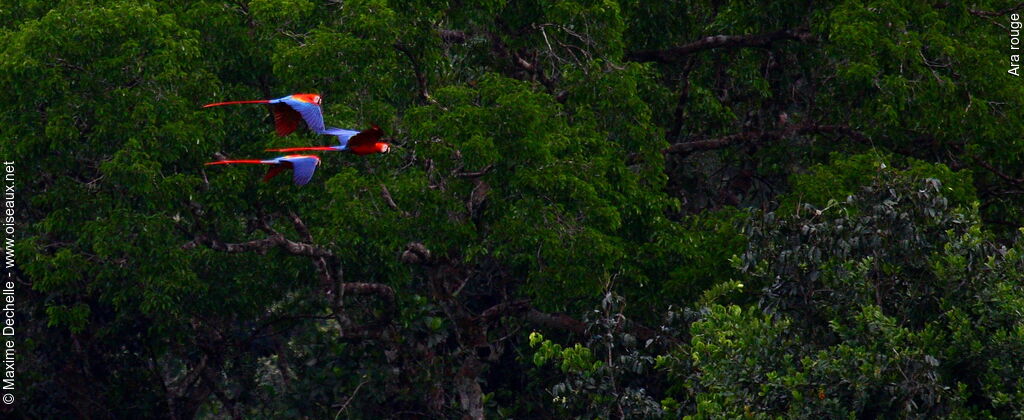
[[292, 93, 322, 105], [376, 143, 391, 154]]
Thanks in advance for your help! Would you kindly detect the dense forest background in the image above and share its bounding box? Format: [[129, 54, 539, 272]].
[[5, 0, 1024, 418]]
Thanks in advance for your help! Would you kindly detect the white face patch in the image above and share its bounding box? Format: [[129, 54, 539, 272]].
[[314, 96, 321, 105]]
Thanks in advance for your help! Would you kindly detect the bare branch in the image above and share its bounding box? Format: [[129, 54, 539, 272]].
[[339, 282, 396, 302], [663, 123, 870, 156], [513, 50, 560, 96], [400, 242, 434, 265], [524, 308, 587, 335], [438, 29, 468, 44], [169, 354, 208, 398], [379, 184, 410, 217], [668, 59, 696, 141], [183, 233, 333, 258], [454, 164, 494, 179], [975, 157, 1024, 186], [800, 124, 871, 143], [466, 179, 490, 221], [455, 356, 485, 420], [969, 2, 1024, 17], [478, 300, 588, 335], [664, 131, 767, 155], [287, 210, 314, 242], [333, 376, 370, 420], [627, 28, 814, 63], [394, 42, 447, 110], [479, 299, 532, 321]]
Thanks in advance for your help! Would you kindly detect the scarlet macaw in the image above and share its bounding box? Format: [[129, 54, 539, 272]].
[[204, 94, 326, 136], [267, 125, 391, 155], [205, 155, 322, 186]]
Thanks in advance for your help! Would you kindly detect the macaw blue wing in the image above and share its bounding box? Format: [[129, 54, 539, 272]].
[[286, 156, 320, 186], [282, 97, 326, 134], [323, 127, 360, 149]]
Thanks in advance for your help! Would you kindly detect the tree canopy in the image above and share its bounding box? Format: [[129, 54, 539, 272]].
[[5, 0, 1024, 418]]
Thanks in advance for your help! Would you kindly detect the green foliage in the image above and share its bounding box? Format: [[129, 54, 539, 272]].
[[781, 152, 977, 214], [529, 293, 665, 418], [651, 208, 747, 309], [6, 0, 1024, 418], [530, 332, 603, 375], [687, 304, 813, 419], [541, 170, 1024, 419]]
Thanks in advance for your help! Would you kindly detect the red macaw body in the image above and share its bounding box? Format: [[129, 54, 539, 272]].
[[205, 155, 322, 186], [204, 94, 326, 136], [267, 125, 390, 156]]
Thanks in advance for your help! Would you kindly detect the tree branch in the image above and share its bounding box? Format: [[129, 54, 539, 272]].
[[438, 29, 468, 44], [379, 184, 411, 218], [287, 210, 314, 242], [339, 282, 396, 302], [975, 157, 1024, 186], [524, 308, 587, 335], [183, 233, 333, 258], [247, 280, 396, 340], [668, 59, 696, 141], [476, 24, 567, 101], [627, 28, 814, 63], [454, 164, 494, 179], [480, 298, 677, 345], [664, 131, 767, 155], [663, 123, 870, 156], [969, 2, 1024, 17], [400, 242, 434, 266], [394, 42, 447, 110]]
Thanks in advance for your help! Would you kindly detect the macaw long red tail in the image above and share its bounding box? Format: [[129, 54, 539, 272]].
[[205, 160, 267, 165], [265, 146, 337, 152], [203, 100, 271, 108]]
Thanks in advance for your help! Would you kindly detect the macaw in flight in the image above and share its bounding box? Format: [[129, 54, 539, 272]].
[[205, 155, 322, 186], [267, 125, 391, 155], [204, 94, 326, 137]]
